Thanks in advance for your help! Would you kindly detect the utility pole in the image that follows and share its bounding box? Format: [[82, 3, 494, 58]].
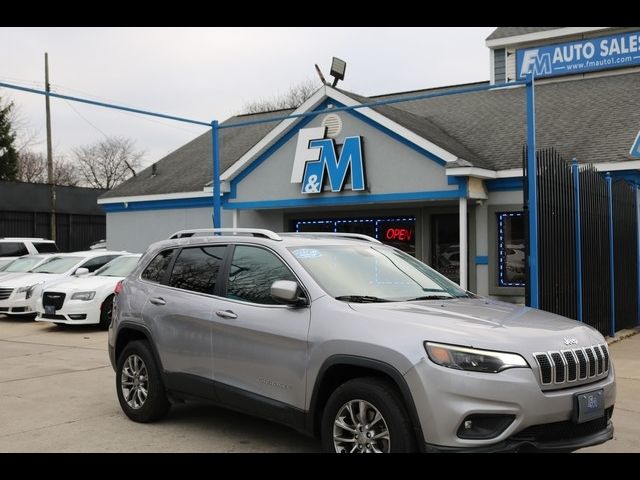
[[45, 52, 56, 241]]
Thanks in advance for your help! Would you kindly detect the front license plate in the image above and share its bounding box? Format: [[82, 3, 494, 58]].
[[44, 305, 55, 315], [575, 389, 604, 423]]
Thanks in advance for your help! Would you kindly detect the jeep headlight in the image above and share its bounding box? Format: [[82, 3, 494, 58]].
[[425, 342, 529, 373], [71, 291, 96, 301]]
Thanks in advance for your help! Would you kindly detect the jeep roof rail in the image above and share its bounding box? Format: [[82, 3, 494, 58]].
[[169, 228, 282, 241], [278, 232, 382, 244]]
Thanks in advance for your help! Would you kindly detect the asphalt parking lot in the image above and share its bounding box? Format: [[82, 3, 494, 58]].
[[0, 314, 638, 453]]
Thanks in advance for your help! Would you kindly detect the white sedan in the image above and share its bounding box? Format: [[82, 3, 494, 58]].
[[0, 254, 56, 280], [36, 254, 141, 329], [0, 251, 125, 317]]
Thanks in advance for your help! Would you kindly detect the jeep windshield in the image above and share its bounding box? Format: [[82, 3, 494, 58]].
[[288, 245, 468, 302]]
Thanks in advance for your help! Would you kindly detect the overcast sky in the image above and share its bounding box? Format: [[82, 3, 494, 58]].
[[0, 27, 495, 168]]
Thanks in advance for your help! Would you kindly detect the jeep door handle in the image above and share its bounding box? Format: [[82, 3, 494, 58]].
[[216, 310, 237, 320], [149, 297, 166, 306]]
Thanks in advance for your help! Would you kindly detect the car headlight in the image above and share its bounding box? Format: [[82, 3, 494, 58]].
[[17, 284, 36, 298], [71, 291, 96, 301], [26, 284, 39, 299], [424, 342, 529, 373]]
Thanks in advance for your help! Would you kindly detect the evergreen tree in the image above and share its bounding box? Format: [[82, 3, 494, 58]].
[[0, 98, 19, 181]]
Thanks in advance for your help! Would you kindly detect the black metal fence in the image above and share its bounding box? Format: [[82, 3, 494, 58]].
[[0, 181, 106, 252], [612, 180, 638, 330], [579, 165, 612, 335], [537, 148, 577, 321], [525, 149, 638, 336]]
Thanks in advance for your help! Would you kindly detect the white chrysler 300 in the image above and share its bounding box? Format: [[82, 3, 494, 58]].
[[0, 251, 125, 316], [36, 254, 141, 329]]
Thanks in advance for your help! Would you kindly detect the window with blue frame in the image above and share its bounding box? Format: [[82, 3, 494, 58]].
[[497, 212, 525, 287]]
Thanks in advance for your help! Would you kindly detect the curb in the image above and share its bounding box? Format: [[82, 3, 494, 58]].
[[606, 327, 640, 345]]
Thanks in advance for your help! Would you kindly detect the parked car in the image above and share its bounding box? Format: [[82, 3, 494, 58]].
[[89, 239, 107, 250], [0, 258, 14, 271], [0, 237, 58, 263], [0, 254, 57, 280], [109, 229, 615, 453], [0, 251, 125, 317], [36, 253, 141, 329]]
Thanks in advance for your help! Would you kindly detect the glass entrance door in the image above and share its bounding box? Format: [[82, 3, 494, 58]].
[[431, 214, 459, 284]]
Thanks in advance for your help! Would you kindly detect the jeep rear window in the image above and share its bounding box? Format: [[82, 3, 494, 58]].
[[0, 242, 29, 257], [141, 249, 175, 283]]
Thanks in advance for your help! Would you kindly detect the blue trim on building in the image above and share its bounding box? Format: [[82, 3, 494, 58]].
[[345, 107, 448, 166], [100, 196, 212, 213], [475, 256, 489, 265], [225, 189, 465, 210], [609, 170, 640, 186], [486, 177, 523, 192]]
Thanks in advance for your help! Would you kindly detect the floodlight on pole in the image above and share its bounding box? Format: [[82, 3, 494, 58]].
[[330, 57, 346, 87]]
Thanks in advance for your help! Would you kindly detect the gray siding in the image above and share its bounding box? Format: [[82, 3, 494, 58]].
[[106, 207, 218, 253], [231, 112, 457, 206]]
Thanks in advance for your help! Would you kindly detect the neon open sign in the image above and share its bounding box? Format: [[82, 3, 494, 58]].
[[385, 228, 413, 242]]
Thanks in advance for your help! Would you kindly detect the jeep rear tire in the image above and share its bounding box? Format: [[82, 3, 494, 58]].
[[116, 340, 170, 423], [321, 377, 417, 453]]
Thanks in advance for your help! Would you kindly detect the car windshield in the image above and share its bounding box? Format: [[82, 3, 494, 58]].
[[94, 256, 140, 277], [288, 244, 468, 302], [5, 257, 45, 272], [31, 256, 82, 274], [0, 259, 13, 271]]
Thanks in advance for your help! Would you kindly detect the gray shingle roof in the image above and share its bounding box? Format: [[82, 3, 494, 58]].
[[382, 72, 640, 170], [103, 72, 640, 200], [336, 88, 482, 164], [486, 27, 563, 41], [101, 109, 293, 199]]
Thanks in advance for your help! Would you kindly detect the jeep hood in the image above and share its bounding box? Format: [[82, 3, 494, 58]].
[[348, 297, 604, 353]]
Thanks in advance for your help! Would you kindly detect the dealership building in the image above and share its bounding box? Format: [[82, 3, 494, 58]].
[[99, 27, 640, 302]]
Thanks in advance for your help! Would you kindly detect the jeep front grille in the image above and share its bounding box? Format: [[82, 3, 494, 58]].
[[534, 345, 609, 388]]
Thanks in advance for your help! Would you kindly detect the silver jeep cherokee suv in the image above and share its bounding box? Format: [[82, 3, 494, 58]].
[[108, 229, 615, 452]]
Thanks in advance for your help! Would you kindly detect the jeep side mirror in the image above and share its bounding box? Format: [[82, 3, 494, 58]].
[[75, 267, 90, 276], [271, 280, 308, 306]]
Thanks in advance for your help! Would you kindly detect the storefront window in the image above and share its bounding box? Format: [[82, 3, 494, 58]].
[[497, 212, 525, 287], [431, 214, 459, 284], [293, 217, 416, 255]]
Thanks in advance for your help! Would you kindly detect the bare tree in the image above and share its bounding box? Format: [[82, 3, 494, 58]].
[[52, 156, 80, 186], [16, 149, 80, 186], [7, 101, 42, 154], [241, 79, 320, 114], [73, 136, 144, 189], [16, 150, 46, 183]]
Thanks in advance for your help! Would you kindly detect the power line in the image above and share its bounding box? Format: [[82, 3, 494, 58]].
[[50, 83, 203, 135], [62, 98, 110, 139]]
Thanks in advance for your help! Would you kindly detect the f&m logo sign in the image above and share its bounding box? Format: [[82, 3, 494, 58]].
[[291, 127, 365, 194]]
